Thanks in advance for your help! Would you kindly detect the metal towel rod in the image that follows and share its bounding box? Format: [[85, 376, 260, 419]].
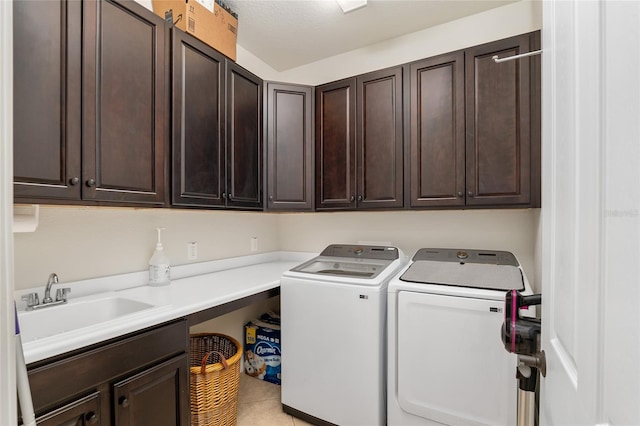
[[492, 50, 542, 63]]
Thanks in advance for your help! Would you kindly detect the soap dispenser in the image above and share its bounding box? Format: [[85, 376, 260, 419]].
[[149, 227, 171, 286]]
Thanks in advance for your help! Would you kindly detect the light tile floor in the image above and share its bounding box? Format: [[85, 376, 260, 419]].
[[237, 374, 314, 426]]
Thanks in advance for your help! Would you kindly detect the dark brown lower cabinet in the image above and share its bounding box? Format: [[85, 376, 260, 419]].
[[36, 392, 101, 426], [113, 355, 188, 426], [26, 321, 188, 426]]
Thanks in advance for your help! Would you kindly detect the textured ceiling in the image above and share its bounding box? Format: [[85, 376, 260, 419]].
[[223, 0, 520, 71]]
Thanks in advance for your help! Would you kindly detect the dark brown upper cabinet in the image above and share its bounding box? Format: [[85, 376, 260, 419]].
[[356, 67, 404, 209], [225, 61, 263, 209], [14, 0, 168, 206], [13, 0, 82, 201], [82, 0, 167, 205], [407, 51, 466, 208], [464, 32, 541, 207], [407, 31, 540, 209], [315, 78, 356, 210], [316, 67, 403, 210], [15, 5, 538, 214], [265, 82, 314, 211], [171, 30, 226, 208], [170, 31, 262, 210]]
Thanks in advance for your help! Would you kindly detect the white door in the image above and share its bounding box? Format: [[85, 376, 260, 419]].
[[541, 1, 640, 425], [0, 1, 16, 424]]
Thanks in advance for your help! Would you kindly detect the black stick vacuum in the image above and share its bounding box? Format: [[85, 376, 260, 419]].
[[501, 291, 546, 426]]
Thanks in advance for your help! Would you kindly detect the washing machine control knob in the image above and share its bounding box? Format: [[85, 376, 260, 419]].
[[353, 247, 363, 255], [456, 251, 468, 259]]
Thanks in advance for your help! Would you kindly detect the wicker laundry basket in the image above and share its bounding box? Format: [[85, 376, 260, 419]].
[[189, 333, 242, 426]]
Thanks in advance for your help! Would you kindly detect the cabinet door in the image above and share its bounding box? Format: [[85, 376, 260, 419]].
[[408, 52, 466, 208], [226, 62, 263, 209], [171, 29, 226, 208], [356, 67, 404, 209], [36, 392, 101, 426], [265, 82, 314, 211], [113, 354, 188, 426], [315, 78, 356, 210], [27, 321, 187, 425], [465, 32, 541, 207], [82, 0, 167, 205], [13, 0, 82, 201]]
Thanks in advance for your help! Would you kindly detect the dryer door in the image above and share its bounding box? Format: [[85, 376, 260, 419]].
[[396, 291, 516, 426]]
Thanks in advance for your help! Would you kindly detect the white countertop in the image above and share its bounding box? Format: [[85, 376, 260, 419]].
[[17, 251, 314, 365]]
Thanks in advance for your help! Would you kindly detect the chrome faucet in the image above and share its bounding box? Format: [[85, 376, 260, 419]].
[[21, 273, 70, 311], [43, 273, 59, 304]]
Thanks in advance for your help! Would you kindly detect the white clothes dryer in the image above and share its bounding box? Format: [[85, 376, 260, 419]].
[[387, 248, 532, 426], [281, 244, 407, 426]]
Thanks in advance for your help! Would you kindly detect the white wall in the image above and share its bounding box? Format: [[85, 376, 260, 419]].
[[13, 207, 279, 290], [240, 0, 541, 85], [14, 207, 540, 292], [135, 0, 541, 86]]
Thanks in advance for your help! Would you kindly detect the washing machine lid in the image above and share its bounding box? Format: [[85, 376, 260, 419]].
[[399, 248, 524, 291], [290, 244, 399, 279]]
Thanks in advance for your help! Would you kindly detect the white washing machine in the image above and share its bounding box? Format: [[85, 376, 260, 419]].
[[387, 248, 532, 426], [281, 244, 407, 426]]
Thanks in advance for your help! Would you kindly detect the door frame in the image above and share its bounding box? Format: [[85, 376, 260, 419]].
[[0, 0, 16, 424]]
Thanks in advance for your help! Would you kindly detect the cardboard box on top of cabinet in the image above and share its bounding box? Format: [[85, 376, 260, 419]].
[[244, 312, 281, 385], [152, 0, 237, 61]]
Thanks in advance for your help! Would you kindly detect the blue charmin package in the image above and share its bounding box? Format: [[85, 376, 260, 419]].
[[244, 311, 281, 385]]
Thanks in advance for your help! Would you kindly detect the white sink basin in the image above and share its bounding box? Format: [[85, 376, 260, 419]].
[[17, 295, 156, 343]]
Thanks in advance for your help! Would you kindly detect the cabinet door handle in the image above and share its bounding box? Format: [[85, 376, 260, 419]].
[[467, 191, 474, 197], [269, 195, 274, 202], [357, 195, 363, 202], [457, 191, 463, 197], [85, 411, 98, 424], [86, 179, 96, 187], [222, 192, 227, 200], [69, 177, 80, 186], [350, 195, 355, 202], [119, 396, 129, 408]]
